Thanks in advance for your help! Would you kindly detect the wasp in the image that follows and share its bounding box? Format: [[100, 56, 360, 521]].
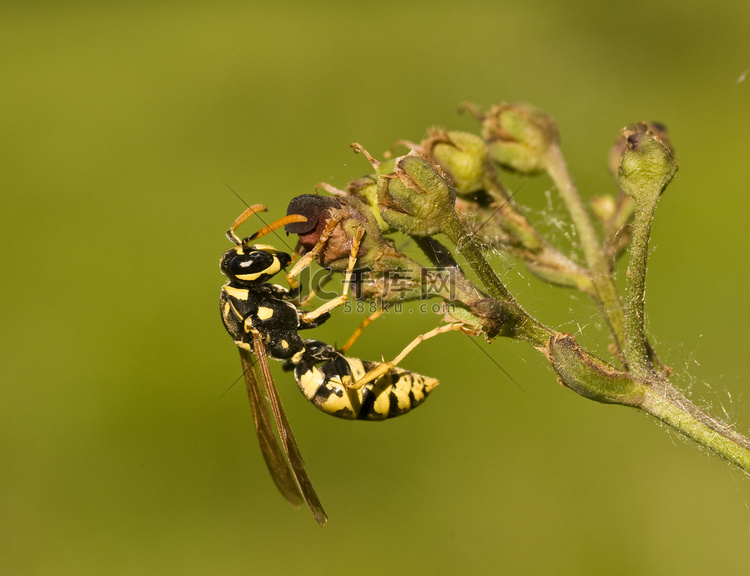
[[219, 205, 446, 525]]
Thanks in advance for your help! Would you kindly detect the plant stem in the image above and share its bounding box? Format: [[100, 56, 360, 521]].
[[546, 332, 750, 474], [543, 145, 627, 353], [639, 379, 750, 473], [623, 198, 657, 376], [441, 211, 517, 304]]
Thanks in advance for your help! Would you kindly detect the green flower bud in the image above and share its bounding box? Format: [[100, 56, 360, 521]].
[[609, 121, 671, 177], [352, 144, 457, 237], [346, 176, 392, 232], [591, 195, 616, 223], [471, 102, 559, 174], [616, 122, 677, 204], [421, 129, 487, 194], [547, 333, 646, 406]]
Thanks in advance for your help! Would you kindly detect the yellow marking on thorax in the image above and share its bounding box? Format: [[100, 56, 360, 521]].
[[257, 306, 274, 321], [228, 300, 244, 322], [223, 286, 250, 300]]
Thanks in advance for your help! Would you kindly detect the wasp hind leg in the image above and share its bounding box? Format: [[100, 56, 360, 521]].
[[339, 306, 384, 354], [348, 323, 472, 390]]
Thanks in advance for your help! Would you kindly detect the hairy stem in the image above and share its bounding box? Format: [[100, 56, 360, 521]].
[[639, 379, 750, 473], [623, 198, 658, 376], [441, 212, 517, 304], [546, 332, 750, 474], [543, 145, 627, 353]]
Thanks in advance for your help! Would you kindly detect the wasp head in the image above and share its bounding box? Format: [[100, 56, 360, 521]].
[[220, 244, 292, 285]]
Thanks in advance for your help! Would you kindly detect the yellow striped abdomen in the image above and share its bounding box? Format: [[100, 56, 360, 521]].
[[295, 357, 438, 420]]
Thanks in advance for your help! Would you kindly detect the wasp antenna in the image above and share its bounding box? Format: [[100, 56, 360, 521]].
[[227, 204, 268, 244], [248, 214, 307, 242]]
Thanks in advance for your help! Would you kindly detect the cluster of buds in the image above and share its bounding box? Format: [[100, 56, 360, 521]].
[[280, 102, 678, 351]]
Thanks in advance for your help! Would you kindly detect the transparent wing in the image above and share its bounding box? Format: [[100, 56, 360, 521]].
[[239, 336, 328, 526]]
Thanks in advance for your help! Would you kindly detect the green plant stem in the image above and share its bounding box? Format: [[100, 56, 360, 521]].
[[623, 198, 658, 376], [478, 171, 597, 295], [546, 332, 750, 474], [441, 211, 517, 304], [436, 208, 750, 475], [543, 145, 627, 353], [639, 379, 750, 473], [467, 297, 553, 347]]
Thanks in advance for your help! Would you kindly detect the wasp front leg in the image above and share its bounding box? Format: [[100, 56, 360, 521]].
[[285, 216, 342, 292], [298, 226, 365, 325]]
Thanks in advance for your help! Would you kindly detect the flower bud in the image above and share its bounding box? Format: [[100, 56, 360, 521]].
[[609, 121, 671, 177], [352, 144, 457, 237], [473, 102, 559, 174], [591, 194, 616, 223], [286, 192, 444, 302], [615, 122, 677, 204], [547, 333, 646, 406], [419, 129, 487, 194], [345, 176, 392, 232]]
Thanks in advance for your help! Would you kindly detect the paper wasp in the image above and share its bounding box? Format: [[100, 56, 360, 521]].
[[219, 205, 447, 525]]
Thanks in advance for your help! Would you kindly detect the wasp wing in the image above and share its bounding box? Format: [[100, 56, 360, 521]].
[[238, 347, 302, 508], [240, 334, 328, 526]]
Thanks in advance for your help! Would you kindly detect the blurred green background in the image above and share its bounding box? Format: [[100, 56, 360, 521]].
[[3, 1, 749, 574]]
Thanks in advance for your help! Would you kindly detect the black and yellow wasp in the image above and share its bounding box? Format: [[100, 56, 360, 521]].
[[219, 205, 439, 526]]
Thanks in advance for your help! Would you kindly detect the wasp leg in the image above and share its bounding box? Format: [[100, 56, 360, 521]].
[[285, 216, 341, 291], [291, 270, 334, 308], [339, 306, 384, 354], [299, 226, 365, 324], [348, 323, 471, 390]]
